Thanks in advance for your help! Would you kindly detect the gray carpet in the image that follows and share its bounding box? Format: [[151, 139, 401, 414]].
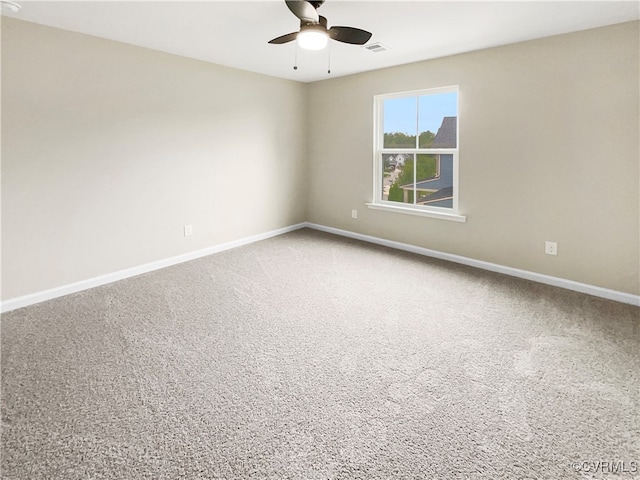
[[1, 228, 639, 479]]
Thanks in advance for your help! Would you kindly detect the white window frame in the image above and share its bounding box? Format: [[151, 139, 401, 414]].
[[366, 86, 466, 223]]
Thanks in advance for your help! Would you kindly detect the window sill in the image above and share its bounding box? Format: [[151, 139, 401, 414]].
[[365, 202, 467, 223]]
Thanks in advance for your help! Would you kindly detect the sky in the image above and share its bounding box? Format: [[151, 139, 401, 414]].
[[384, 92, 457, 135]]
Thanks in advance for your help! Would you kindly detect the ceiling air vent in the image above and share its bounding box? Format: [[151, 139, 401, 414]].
[[364, 42, 388, 53]]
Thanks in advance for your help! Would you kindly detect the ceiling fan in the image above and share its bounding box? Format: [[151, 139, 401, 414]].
[[268, 0, 372, 51]]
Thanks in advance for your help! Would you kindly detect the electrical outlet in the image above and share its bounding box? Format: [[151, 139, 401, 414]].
[[184, 225, 193, 237], [351, 209, 358, 219], [545, 241, 557, 256]]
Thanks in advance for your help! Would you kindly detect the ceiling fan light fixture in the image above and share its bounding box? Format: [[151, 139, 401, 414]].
[[298, 28, 328, 50]]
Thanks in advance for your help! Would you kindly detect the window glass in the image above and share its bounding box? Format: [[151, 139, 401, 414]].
[[383, 97, 417, 148], [386, 154, 415, 204], [418, 93, 457, 148], [375, 87, 459, 213]]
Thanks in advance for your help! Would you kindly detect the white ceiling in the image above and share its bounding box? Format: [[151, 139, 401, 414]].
[[3, 1, 639, 83]]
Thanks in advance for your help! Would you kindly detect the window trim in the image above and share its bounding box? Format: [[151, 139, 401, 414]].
[[370, 86, 465, 222], [365, 202, 467, 222]]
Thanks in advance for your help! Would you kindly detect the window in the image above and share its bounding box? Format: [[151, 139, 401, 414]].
[[368, 86, 464, 222]]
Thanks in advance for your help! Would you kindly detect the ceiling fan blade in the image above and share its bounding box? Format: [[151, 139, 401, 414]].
[[329, 26, 372, 45], [268, 32, 299, 44], [285, 0, 319, 23]]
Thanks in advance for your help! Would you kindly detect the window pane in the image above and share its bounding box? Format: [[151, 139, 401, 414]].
[[415, 153, 454, 208], [418, 92, 457, 148], [385, 153, 415, 204], [383, 97, 417, 148]]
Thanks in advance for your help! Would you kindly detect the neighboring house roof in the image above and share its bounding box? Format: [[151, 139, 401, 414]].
[[430, 117, 457, 148], [405, 175, 450, 192], [412, 177, 451, 190], [419, 186, 453, 204]]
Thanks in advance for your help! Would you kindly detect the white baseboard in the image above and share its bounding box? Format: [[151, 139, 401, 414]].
[[0, 223, 307, 313], [3, 221, 638, 313], [305, 222, 640, 307]]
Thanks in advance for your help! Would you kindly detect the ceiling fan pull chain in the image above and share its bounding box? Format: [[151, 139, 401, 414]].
[[293, 42, 299, 70], [327, 43, 331, 74]]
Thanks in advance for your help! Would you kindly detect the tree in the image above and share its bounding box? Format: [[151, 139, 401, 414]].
[[419, 131, 435, 147], [416, 154, 438, 181], [383, 132, 416, 148], [388, 182, 403, 202], [384, 130, 436, 148]]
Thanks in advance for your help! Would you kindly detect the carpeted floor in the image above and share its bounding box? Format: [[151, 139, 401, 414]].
[[1, 228, 639, 479]]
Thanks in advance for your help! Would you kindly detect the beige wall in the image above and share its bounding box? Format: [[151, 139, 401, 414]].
[[307, 21, 639, 295], [1, 18, 308, 300], [2, 18, 638, 302]]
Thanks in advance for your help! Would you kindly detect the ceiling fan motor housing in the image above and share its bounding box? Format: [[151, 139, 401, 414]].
[[302, 16, 328, 30]]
